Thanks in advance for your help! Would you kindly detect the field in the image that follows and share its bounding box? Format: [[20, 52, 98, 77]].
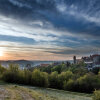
[[0, 83, 92, 100]]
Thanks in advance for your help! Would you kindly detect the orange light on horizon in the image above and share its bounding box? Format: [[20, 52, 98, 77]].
[[0, 48, 5, 60], [0, 50, 4, 57]]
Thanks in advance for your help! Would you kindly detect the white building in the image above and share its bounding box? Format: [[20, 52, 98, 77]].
[[82, 54, 100, 70]]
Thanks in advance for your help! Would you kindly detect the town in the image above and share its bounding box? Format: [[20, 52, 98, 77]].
[[37, 54, 100, 71], [74, 54, 100, 70]]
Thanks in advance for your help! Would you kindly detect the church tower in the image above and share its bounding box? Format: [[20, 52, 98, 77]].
[[73, 56, 76, 64]]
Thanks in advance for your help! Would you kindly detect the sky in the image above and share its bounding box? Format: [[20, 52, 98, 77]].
[[0, 0, 100, 60]]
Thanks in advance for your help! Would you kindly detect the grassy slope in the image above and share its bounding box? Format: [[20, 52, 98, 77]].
[[0, 84, 92, 100], [28, 86, 92, 100]]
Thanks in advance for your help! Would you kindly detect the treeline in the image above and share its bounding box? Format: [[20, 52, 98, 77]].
[[0, 62, 100, 93]]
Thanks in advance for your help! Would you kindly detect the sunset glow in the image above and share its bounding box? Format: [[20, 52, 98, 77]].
[[0, 50, 3, 57], [0, 0, 99, 60]]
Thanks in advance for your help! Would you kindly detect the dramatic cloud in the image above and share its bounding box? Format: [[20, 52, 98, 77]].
[[0, 0, 100, 60]]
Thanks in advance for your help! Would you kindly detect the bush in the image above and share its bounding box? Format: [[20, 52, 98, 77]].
[[0, 65, 6, 79], [0, 64, 6, 74], [49, 71, 58, 88], [23, 69, 32, 85], [63, 79, 74, 91], [51, 65, 62, 73], [93, 90, 100, 100], [31, 69, 48, 87], [2, 64, 20, 83], [49, 71, 73, 89], [92, 68, 100, 74], [76, 73, 100, 93], [3, 71, 19, 83]]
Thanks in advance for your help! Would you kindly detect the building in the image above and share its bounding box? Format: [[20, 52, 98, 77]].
[[73, 56, 76, 64], [82, 54, 100, 70], [40, 64, 50, 67], [73, 56, 82, 64]]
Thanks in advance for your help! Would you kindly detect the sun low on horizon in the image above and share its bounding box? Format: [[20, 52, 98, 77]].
[[0, 49, 4, 57]]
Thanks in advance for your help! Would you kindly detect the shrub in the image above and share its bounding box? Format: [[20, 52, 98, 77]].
[[0, 64, 6, 79], [23, 69, 32, 84], [76, 73, 100, 93], [49, 71, 58, 88], [0, 64, 6, 74], [92, 68, 100, 74], [31, 69, 48, 87], [63, 79, 74, 91], [51, 65, 62, 73], [93, 90, 100, 100], [2, 64, 20, 83]]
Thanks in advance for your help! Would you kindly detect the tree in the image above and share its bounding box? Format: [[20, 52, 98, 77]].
[[49, 71, 58, 88], [92, 67, 100, 74], [31, 69, 48, 87], [3, 64, 20, 83], [0, 64, 6, 79], [0, 64, 6, 74], [63, 79, 74, 91], [40, 65, 52, 74], [23, 69, 32, 84], [51, 65, 62, 73], [76, 73, 100, 93]]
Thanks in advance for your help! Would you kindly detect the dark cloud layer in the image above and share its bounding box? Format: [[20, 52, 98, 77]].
[[0, 0, 100, 59], [0, 0, 99, 36]]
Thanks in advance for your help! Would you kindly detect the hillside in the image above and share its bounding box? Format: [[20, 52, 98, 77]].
[[0, 84, 92, 100]]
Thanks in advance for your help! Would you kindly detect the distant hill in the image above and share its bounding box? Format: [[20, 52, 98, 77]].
[[0, 60, 34, 68], [0, 60, 72, 69], [0, 60, 55, 68]]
